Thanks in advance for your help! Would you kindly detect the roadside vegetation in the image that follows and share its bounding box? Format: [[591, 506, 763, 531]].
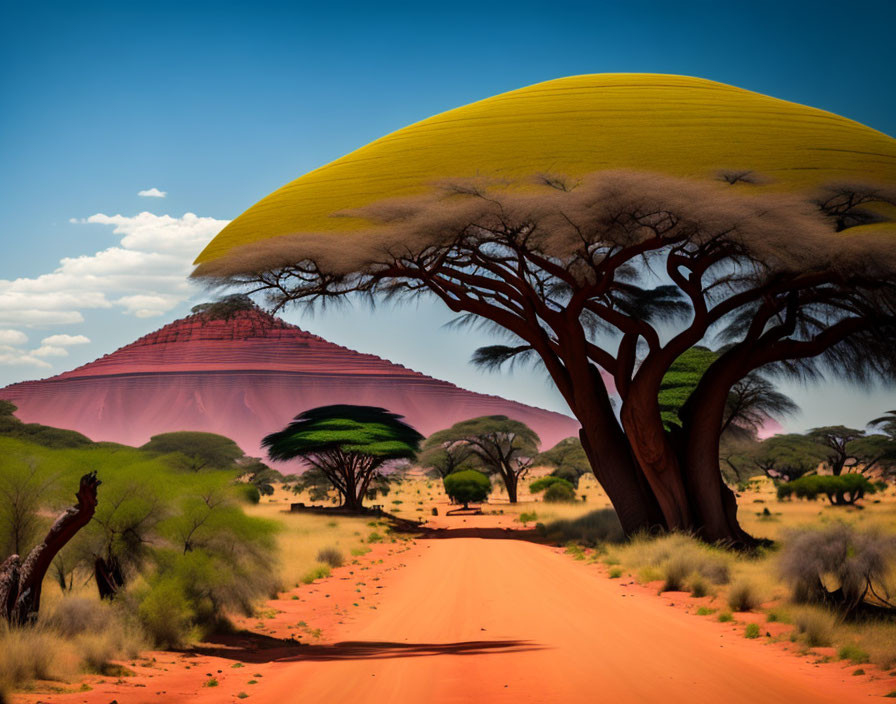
[[3, 396, 896, 696], [538, 476, 896, 673]]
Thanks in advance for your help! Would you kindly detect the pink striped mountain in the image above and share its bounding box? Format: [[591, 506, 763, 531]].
[[0, 309, 579, 461]]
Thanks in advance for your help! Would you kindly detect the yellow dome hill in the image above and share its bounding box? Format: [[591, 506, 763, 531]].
[[195, 73, 896, 266]]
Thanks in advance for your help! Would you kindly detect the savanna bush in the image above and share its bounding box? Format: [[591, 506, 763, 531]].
[[316, 546, 344, 568], [543, 481, 578, 503], [778, 523, 896, 614], [538, 509, 625, 546], [617, 533, 730, 589], [792, 607, 835, 647], [0, 595, 144, 693], [529, 476, 574, 494], [727, 579, 763, 612]]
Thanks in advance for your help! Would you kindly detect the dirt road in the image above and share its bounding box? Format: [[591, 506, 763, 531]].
[[184, 536, 874, 704]]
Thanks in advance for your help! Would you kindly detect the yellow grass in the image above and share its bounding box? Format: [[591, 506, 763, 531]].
[[0, 594, 145, 696], [245, 488, 378, 589], [195, 73, 896, 266]]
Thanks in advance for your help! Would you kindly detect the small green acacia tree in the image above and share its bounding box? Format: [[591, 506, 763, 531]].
[[263, 405, 423, 511], [425, 416, 539, 503]]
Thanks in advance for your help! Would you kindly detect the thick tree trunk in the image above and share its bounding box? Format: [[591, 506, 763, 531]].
[[342, 492, 364, 512], [575, 383, 666, 537], [2, 472, 100, 624], [679, 362, 756, 546], [620, 385, 692, 531]]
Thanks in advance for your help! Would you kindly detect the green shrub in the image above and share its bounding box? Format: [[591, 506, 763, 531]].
[[543, 481, 578, 503], [443, 470, 491, 507], [727, 580, 763, 612], [744, 623, 761, 639], [608, 567, 623, 579], [517, 511, 538, 525], [529, 476, 575, 494], [696, 606, 715, 616], [838, 644, 870, 664], [136, 574, 199, 648], [717, 611, 733, 622], [301, 564, 332, 584], [241, 484, 261, 504], [316, 546, 344, 568]]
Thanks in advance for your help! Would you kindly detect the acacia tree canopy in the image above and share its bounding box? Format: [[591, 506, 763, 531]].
[[748, 434, 828, 482], [196, 170, 896, 545], [141, 432, 246, 472], [418, 428, 483, 478], [534, 437, 590, 488], [423, 416, 539, 504], [262, 405, 423, 511]]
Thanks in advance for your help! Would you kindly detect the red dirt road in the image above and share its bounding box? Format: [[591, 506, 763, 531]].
[[192, 536, 879, 704], [20, 535, 887, 704]]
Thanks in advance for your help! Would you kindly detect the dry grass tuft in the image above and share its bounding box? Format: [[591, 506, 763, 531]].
[[0, 594, 144, 694]]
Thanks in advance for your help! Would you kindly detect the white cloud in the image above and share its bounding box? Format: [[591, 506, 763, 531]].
[[0, 310, 85, 326], [0, 329, 28, 346], [32, 345, 69, 358], [138, 187, 167, 198], [41, 334, 90, 346], [116, 293, 183, 318], [0, 332, 91, 369], [0, 211, 229, 328], [0, 344, 52, 369]]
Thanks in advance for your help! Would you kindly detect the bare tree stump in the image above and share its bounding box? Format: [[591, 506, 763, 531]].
[[1, 471, 100, 625]]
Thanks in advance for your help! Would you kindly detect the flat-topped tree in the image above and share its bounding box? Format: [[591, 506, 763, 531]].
[[807, 426, 866, 476], [192, 75, 896, 545], [141, 431, 246, 473], [198, 173, 896, 544], [263, 405, 423, 511], [748, 434, 828, 483], [426, 416, 538, 503]]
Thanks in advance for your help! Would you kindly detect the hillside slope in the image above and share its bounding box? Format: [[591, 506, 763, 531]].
[[0, 308, 579, 460]]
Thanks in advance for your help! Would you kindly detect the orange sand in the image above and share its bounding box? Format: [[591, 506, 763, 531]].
[[15, 522, 895, 704]]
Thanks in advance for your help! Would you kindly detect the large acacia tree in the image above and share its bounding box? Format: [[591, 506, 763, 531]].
[[196, 171, 896, 545], [263, 405, 423, 511]]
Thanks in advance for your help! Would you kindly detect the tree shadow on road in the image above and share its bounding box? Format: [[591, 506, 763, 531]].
[[188, 632, 543, 663], [416, 526, 546, 542]]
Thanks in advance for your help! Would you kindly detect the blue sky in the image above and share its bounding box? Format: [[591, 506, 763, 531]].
[[1, 0, 894, 429]]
